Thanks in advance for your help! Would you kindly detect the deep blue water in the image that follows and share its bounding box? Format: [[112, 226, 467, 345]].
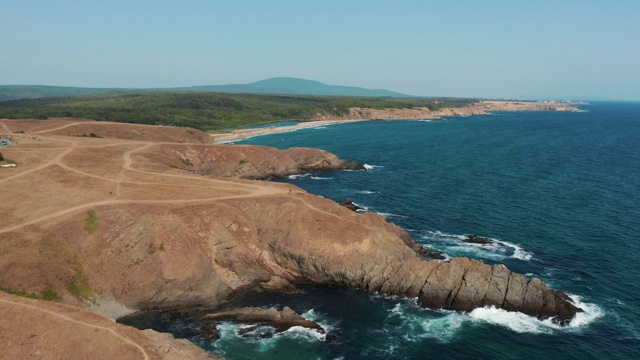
[[124, 102, 640, 359]]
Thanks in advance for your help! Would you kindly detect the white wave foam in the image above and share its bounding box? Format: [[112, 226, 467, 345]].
[[287, 173, 309, 180], [427, 230, 467, 241], [385, 302, 468, 343], [351, 201, 369, 211], [363, 164, 383, 171], [468, 295, 603, 334], [377, 294, 602, 346], [499, 240, 534, 261], [312, 126, 327, 129], [310, 176, 333, 180], [377, 212, 408, 218], [211, 309, 332, 347], [357, 190, 379, 194], [421, 231, 533, 261], [565, 294, 604, 328], [282, 325, 326, 342], [469, 306, 554, 334]]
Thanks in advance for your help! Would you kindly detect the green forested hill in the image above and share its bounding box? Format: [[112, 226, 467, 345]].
[[0, 77, 408, 102], [175, 77, 410, 97], [0, 85, 123, 102], [0, 92, 474, 130]]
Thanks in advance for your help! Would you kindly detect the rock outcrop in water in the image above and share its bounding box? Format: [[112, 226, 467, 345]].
[[201, 306, 323, 333]]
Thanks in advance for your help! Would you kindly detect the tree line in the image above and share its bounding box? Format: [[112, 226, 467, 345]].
[[0, 91, 476, 130]]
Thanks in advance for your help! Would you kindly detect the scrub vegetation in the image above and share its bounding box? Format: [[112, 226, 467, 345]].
[[0, 91, 476, 130]]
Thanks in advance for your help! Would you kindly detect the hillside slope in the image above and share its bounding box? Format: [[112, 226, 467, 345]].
[[0, 77, 409, 102]]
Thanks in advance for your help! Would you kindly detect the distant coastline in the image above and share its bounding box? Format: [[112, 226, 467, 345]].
[[212, 100, 588, 143]]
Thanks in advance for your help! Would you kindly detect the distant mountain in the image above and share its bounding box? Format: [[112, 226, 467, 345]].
[[175, 77, 410, 97], [0, 78, 410, 102]]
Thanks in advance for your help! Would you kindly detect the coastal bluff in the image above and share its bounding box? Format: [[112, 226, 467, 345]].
[[310, 100, 584, 121], [1, 119, 581, 358]]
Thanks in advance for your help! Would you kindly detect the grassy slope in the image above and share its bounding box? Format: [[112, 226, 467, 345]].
[[0, 91, 475, 130]]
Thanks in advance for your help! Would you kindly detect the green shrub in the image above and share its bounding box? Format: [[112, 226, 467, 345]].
[[10, 290, 38, 299], [84, 210, 98, 234], [42, 290, 61, 301]]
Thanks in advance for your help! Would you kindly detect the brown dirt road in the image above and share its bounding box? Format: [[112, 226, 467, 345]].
[[0, 119, 291, 234]]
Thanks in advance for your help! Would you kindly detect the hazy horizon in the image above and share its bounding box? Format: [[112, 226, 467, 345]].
[[2, 1, 639, 101]]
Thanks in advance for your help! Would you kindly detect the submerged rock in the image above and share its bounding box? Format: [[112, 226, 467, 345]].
[[464, 235, 493, 245], [199, 324, 220, 340], [419, 247, 448, 261]]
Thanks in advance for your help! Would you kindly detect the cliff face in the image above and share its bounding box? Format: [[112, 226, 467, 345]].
[[0, 192, 581, 324]]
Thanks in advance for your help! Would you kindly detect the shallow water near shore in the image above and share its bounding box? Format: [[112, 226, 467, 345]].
[[124, 102, 640, 359]]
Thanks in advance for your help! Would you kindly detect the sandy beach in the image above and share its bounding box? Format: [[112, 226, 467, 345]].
[[211, 100, 585, 143], [211, 119, 365, 143]]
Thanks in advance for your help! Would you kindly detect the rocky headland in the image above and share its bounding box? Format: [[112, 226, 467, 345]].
[[0, 118, 582, 358], [310, 100, 583, 121]]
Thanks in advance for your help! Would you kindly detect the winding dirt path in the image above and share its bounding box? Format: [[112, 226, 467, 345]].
[[0, 122, 12, 134], [0, 125, 290, 235], [30, 121, 88, 134]]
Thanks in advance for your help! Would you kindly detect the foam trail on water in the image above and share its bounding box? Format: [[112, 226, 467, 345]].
[[310, 176, 333, 180], [287, 173, 310, 180], [363, 164, 383, 171], [357, 190, 379, 194], [377, 212, 409, 219]]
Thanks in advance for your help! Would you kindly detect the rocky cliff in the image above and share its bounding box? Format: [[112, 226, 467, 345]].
[[0, 119, 582, 359]]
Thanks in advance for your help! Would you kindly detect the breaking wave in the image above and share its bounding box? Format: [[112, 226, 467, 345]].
[[286, 173, 310, 180], [419, 230, 533, 262], [363, 164, 384, 171]]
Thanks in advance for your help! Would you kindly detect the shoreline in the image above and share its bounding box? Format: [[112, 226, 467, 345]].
[[212, 119, 367, 143], [211, 100, 587, 143]]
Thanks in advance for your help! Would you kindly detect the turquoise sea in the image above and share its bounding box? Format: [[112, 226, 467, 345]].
[[123, 102, 640, 359]]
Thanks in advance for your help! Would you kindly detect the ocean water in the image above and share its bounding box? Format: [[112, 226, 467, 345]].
[[122, 102, 640, 359]]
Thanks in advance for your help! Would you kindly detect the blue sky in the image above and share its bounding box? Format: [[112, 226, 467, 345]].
[[1, 0, 639, 100]]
